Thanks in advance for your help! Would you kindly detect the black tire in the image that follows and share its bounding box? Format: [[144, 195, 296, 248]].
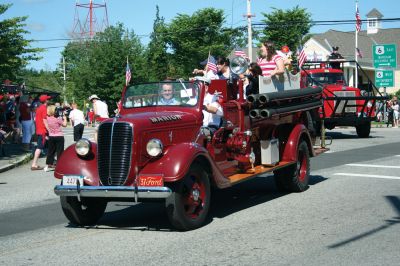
[[356, 122, 371, 138], [305, 111, 318, 145], [165, 163, 211, 231], [274, 141, 310, 192], [60, 196, 107, 226]]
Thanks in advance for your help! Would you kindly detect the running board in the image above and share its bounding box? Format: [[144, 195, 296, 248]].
[[228, 161, 296, 185]]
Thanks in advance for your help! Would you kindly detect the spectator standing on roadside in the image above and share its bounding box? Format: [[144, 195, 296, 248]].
[[31, 94, 51, 170], [88, 108, 94, 127], [392, 96, 399, 128], [69, 103, 85, 141], [19, 95, 34, 151], [44, 105, 67, 172]]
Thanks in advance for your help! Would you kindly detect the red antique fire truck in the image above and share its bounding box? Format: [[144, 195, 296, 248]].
[[300, 61, 388, 138], [54, 58, 327, 230]]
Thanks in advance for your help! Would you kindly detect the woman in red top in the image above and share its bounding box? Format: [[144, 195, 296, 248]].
[[257, 41, 285, 77]]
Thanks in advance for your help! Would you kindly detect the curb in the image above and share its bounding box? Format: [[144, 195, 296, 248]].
[[0, 153, 33, 174]]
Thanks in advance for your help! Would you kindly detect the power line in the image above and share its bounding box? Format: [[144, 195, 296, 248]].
[[28, 17, 400, 46]]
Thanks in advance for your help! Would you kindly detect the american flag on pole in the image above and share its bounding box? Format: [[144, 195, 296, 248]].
[[234, 49, 249, 60], [125, 58, 131, 86], [355, 6, 362, 32], [297, 46, 307, 68], [206, 55, 218, 74]]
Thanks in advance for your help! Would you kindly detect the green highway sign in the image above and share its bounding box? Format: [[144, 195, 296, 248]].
[[373, 44, 397, 68], [375, 69, 394, 87]]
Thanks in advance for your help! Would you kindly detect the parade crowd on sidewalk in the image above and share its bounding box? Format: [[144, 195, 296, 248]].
[[0, 93, 110, 171]]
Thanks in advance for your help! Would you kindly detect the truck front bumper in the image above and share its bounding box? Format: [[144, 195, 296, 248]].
[[54, 185, 172, 199]]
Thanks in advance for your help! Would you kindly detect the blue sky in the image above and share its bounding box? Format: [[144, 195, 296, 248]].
[[4, 0, 400, 70]]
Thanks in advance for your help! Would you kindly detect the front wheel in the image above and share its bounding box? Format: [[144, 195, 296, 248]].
[[356, 122, 371, 138], [60, 196, 107, 226], [274, 140, 310, 192], [166, 163, 211, 231]]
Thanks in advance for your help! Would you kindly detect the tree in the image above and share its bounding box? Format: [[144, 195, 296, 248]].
[[164, 8, 241, 78], [145, 6, 169, 81], [20, 68, 63, 93], [0, 4, 42, 82], [260, 6, 312, 52], [61, 23, 146, 107]]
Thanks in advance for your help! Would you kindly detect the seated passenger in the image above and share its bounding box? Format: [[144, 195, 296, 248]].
[[159, 83, 179, 105], [203, 84, 223, 129]]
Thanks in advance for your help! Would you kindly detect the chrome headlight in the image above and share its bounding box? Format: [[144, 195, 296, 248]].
[[146, 139, 163, 157], [75, 139, 91, 156]]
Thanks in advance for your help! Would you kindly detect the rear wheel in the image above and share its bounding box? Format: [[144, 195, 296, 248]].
[[166, 163, 211, 231], [60, 196, 107, 226], [274, 140, 310, 192], [356, 122, 371, 138]]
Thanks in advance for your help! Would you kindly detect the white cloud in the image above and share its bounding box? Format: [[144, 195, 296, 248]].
[[27, 22, 45, 31], [22, 0, 49, 4]]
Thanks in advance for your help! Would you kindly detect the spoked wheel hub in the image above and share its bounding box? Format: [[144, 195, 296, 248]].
[[183, 178, 206, 219]]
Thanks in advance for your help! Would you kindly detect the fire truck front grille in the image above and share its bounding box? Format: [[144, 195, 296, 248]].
[[333, 91, 356, 113], [97, 121, 133, 186]]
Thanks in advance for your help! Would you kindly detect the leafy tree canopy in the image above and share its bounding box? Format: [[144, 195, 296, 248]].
[[61, 23, 146, 107], [0, 3, 43, 82], [260, 6, 312, 52], [164, 8, 241, 78]]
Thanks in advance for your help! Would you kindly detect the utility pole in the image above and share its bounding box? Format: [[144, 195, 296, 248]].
[[245, 0, 255, 60], [62, 56, 67, 104]]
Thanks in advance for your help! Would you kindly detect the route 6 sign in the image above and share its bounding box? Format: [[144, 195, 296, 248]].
[[375, 70, 394, 87], [373, 44, 397, 68], [375, 46, 384, 55]]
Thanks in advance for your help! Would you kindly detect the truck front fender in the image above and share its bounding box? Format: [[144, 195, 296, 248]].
[[54, 143, 100, 186], [281, 123, 314, 162], [140, 143, 229, 186]]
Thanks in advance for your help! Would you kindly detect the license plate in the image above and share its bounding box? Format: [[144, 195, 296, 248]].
[[138, 175, 163, 187], [62, 175, 84, 186]]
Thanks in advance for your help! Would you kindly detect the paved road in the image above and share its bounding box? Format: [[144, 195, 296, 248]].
[[0, 127, 399, 265]]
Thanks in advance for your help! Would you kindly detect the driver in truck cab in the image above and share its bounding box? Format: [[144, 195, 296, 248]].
[[159, 82, 179, 105]]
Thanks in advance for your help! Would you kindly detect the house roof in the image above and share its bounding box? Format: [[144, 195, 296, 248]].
[[310, 28, 400, 68], [366, 8, 383, 18]]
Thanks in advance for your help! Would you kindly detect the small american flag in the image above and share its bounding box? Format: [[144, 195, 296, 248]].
[[206, 56, 218, 74], [356, 47, 363, 58], [356, 6, 361, 32], [234, 49, 249, 60], [297, 46, 307, 68], [125, 60, 131, 86]]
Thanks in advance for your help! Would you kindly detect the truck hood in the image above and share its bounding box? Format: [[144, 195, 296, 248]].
[[114, 110, 201, 130]]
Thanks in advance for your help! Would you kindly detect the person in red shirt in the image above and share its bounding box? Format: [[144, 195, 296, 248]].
[[31, 94, 51, 170], [88, 108, 94, 127]]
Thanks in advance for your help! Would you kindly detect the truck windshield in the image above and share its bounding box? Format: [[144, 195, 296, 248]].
[[123, 81, 200, 108], [308, 73, 346, 86]]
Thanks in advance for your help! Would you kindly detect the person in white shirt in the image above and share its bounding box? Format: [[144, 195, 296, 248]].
[[69, 103, 85, 141], [89, 94, 109, 122], [88, 94, 109, 142], [203, 85, 223, 129]]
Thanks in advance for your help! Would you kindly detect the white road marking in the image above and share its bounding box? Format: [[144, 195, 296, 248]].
[[346, 163, 400, 169], [334, 173, 400, 180]]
